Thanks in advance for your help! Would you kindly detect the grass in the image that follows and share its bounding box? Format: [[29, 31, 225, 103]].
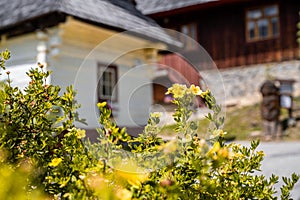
[[198, 104, 261, 141], [159, 96, 300, 141]]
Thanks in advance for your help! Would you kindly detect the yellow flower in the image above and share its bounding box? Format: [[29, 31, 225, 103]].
[[76, 129, 86, 139], [165, 87, 172, 95], [116, 170, 148, 187], [207, 142, 220, 158], [200, 90, 210, 98], [166, 84, 187, 98], [190, 84, 203, 95], [116, 188, 132, 200], [218, 148, 229, 158], [212, 129, 227, 138], [97, 102, 107, 108], [17, 153, 24, 158], [49, 158, 62, 167], [150, 112, 162, 118], [114, 160, 149, 187]]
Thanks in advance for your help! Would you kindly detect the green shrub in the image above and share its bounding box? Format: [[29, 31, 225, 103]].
[[0, 50, 298, 199]]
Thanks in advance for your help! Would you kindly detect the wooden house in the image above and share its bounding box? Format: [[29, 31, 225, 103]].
[[137, 0, 300, 106], [0, 0, 180, 135]]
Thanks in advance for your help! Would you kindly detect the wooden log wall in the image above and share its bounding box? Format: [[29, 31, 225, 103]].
[[154, 0, 300, 69]]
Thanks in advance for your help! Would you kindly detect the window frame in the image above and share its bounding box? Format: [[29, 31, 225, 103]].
[[178, 22, 199, 51], [245, 4, 280, 42], [97, 64, 118, 102]]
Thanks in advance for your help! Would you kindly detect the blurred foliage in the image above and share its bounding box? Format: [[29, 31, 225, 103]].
[[297, 15, 300, 56], [159, 104, 261, 141], [0, 50, 298, 199]]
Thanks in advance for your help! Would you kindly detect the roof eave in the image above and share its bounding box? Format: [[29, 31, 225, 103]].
[[146, 0, 251, 17], [0, 12, 66, 38], [0, 10, 182, 50]]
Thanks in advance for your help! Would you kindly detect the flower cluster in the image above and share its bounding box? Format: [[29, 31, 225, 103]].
[[49, 158, 62, 167], [166, 83, 209, 99]]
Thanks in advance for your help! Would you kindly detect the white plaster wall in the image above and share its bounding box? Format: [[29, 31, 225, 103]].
[[54, 42, 154, 129], [1, 33, 38, 64], [116, 65, 153, 127], [60, 57, 99, 129], [0, 33, 38, 89], [71, 58, 154, 129]]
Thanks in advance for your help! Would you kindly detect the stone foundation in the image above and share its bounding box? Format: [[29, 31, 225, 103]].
[[201, 60, 300, 107]]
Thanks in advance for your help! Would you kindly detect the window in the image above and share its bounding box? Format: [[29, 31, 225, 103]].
[[98, 64, 117, 102], [246, 4, 279, 41], [180, 23, 198, 50]]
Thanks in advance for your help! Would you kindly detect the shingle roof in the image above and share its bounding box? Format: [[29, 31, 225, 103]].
[[0, 0, 181, 47], [136, 0, 217, 15]]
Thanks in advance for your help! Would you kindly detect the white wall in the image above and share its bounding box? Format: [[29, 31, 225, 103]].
[[60, 56, 99, 129], [0, 33, 38, 89], [72, 56, 154, 129], [56, 22, 156, 129], [116, 65, 153, 127]]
